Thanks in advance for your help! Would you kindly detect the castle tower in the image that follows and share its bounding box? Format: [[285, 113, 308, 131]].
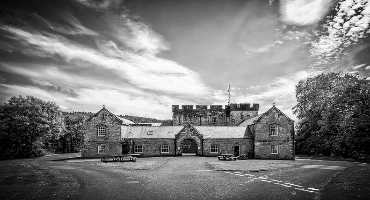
[[172, 103, 259, 126]]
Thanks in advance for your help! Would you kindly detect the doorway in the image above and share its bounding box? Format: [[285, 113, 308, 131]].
[[234, 146, 240, 157], [181, 139, 197, 155]]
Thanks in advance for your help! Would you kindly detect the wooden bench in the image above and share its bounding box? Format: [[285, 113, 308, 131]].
[[101, 155, 136, 163], [217, 154, 237, 161]]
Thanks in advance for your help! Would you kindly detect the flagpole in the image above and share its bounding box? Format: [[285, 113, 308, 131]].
[[228, 85, 230, 105]]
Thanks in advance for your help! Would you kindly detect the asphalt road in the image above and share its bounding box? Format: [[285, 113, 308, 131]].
[[36, 154, 369, 200]]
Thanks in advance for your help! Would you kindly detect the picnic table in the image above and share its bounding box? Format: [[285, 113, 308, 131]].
[[217, 154, 237, 161], [101, 155, 137, 163]]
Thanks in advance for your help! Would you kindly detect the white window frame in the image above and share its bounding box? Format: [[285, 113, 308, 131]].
[[210, 145, 218, 153], [161, 144, 170, 153], [271, 145, 279, 154], [97, 126, 106, 136], [270, 124, 278, 136], [134, 145, 143, 153], [98, 144, 106, 154]]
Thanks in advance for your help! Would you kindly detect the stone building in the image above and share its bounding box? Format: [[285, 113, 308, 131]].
[[81, 104, 294, 159], [172, 103, 259, 126]]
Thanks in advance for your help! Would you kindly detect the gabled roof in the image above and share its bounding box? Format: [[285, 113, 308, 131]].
[[194, 126, 247, 138], [87, 107, 134, 125], [255, 105, 293, 123], [116, 116, 135, 125], [122, 126, 184, 138], [238, 115, 260, 127]]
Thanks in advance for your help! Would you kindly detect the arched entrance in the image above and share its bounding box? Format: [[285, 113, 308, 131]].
[[175, 122, 203, 156], [181, 139, 197, 154]]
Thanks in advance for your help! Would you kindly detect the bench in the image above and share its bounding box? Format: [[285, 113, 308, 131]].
[[101, 155, 137, 163], [217, 154, 237, 161]]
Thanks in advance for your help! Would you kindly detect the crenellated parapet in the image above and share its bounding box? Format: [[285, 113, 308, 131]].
[[172, 103, 259, 126], [229, 103, 259, 111], [172, 103, 259, 114]]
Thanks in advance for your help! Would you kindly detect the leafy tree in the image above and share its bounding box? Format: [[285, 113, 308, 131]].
[[0, 96, 63, 158], [57, 114, 86, 153], [293, 72, 370, 158]]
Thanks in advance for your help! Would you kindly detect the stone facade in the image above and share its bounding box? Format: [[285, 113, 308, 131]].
[[82, 107, 125, 158], [172, 103, 259, 126], [82, 104, 294, 160], [123, 138, 176, 157], [252, 105, 295, 159]]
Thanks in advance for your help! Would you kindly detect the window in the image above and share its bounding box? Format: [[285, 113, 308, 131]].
[[271, 145, 279, 154], [97, 126, 106, 136], [147, 131, 153, 135], [161, 144, 169, 153], [270, 124, 278, 136], [210, 145, 218, 153], [134, 145, 143, 153], [98, 144, 106, 154]]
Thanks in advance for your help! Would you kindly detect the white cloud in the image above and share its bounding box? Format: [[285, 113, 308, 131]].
[[310, 0, 370, 65], [75, 0, 123, 10], [1, 26, 211, 99], [33, 13, 98, 36], [230, 70, 322, 120], [352, 63, 366, 69], [0, 64, 193, 119], [280, 0, 335, 26]]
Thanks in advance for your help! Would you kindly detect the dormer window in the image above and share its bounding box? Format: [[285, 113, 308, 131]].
[[147, 131, 153, 135], [97, 126, 106, 136], [270, 124, 278, 136]]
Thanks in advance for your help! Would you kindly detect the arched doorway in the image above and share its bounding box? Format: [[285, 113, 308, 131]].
[[181, 139, 197, 154]]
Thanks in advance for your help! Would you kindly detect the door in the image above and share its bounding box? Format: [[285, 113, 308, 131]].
[[182, 139, 197, 153], [122, 142, 129, 155], [234, 146, 240, 157]]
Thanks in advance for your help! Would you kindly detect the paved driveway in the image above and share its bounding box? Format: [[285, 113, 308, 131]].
[[4, 154, 369, 200]]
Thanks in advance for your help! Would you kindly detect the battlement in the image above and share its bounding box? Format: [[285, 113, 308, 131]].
[[229, 103, 259, 111], [172, 103, 259, 113]]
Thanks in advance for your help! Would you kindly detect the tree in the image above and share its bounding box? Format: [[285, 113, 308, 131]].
[[293, 72, 370, 158], [57, 114, 86, 153], [0, 96, 63, 158]]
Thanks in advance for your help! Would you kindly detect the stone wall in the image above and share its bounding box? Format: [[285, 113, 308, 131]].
[[81, 108, 123, 158], [202, 138, 253, 157], [126, 138, 176, 157], [253, 107, 294, 159], [172, 103, 259, 126]]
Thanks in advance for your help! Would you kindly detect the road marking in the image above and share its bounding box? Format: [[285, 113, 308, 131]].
[[301, 165, 346, 170], [127, 181, 139, 184], [222, 171, 317, 194], [245, 174, 255, 176]]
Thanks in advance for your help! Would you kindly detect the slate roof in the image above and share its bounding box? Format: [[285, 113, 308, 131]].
[[87, 107, 134, 125], [238, 115, 260, 127], [255, 105, 294, 123], [116, 116, 135, 125], [194, 126, 247, 138], [122, 126, 184, 138]]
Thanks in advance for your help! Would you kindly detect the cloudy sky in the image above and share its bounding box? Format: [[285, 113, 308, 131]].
[[0, 0, 369, 120]]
